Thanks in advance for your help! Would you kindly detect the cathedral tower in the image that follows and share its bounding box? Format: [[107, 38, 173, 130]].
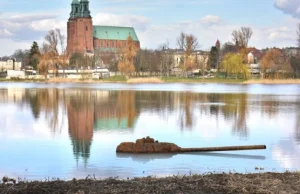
[[67, 0, 94, 55]]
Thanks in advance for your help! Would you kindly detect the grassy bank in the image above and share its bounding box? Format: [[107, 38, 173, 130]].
[[1, 172, 300, 194]]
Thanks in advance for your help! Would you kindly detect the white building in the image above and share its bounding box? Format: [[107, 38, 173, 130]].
[[0, 59, 22, 71]]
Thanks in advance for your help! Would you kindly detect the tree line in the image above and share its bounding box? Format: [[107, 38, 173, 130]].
[[3, 23, 300, 79]]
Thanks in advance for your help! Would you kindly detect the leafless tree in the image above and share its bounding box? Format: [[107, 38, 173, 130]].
[[297, 23, 300, 48], [45, 30, 59, 55], [56, 29, 65, 55], [177, 32, 186, 50], [241, 27, 253, 47], [184, 34, 199, 56], [232, 27, 253, 48]]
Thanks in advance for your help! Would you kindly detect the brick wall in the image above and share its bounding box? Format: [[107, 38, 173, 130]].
[[67, 17, 94, 55], [94, 38, 140, 50]]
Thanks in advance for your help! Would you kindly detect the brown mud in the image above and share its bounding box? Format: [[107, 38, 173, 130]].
[[1, 172, 300, 194]]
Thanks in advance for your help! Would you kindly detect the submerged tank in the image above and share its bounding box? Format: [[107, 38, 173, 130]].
[[116, 136, 266, 154]]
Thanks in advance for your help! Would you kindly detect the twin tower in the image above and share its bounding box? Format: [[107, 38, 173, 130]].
[[67, 0, 93, 55], [67, 0, 140, 56]]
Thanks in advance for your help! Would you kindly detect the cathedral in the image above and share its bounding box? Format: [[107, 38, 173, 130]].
[[67, 0, 140, 55]]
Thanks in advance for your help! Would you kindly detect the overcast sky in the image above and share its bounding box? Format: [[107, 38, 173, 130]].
[[0, 0, 300, 56]]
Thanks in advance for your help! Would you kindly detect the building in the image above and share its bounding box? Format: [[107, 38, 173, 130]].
[[67, 0, 140, 55], [163, 49, 209, 74], [247, 49, 264, 64], [0, 58, 22, 71]]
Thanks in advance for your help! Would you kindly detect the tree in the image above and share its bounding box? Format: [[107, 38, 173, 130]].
[[12, 49, 30, 68], [297, 23, 300, 48], [199, 54, 209, 78], [177, 32, 186, 50], [209, 46, 219, 69], [260, 49, 292, 79], [232, 27, 253, 48], [118, 36, 138, 76], [290, 56, 300, 78], [176, 32, 199, 72], [260, 49, 281, 78], [45, 29, 59, 56], [221, 53, 248, 79], [69, 53, 84, 72], [38, 44, 52, 79], [28, 41, 40, 70]]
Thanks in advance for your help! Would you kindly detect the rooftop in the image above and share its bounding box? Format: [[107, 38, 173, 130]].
[[93, 26, 139, 42]]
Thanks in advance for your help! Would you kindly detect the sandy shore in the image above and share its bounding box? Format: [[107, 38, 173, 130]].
[[1, 77, 300, 84], [1, 172, 300, 194], [243, 79, 300, 84]]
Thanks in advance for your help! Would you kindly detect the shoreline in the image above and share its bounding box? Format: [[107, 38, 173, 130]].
[[1, 172, 300, 194], [1, 77, 300, 84]]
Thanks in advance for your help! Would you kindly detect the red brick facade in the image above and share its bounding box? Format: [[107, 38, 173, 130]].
[[93, 39, 140, 50], [67, 17, 94, 55]]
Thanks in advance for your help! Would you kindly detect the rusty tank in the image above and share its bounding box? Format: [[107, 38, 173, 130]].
[[116, 136, 267, 154]]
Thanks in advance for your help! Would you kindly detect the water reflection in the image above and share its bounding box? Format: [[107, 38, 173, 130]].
[[1, 88, 299, 141], [67, 91, 94, 163], [295, 96, 300, 143], [116, 153, 174, 163], [0, 85, 300, 178]]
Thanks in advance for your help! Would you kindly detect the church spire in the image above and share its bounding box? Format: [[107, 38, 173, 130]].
[[70, 0, 80, 20], [80, 0, 91, 18]]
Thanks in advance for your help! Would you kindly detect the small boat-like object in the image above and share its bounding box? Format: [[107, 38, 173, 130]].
[[116, 136, 266, 154]]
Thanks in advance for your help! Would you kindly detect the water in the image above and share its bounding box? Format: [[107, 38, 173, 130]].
[[0, 83, 299, 180]]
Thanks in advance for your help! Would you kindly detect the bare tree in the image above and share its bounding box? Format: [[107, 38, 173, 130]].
[[45, 30, 59, 55], [232, 27, 253, 48], [56, 29, 65, 55], [184, 34, 199, 56], [177, 32, 186, 50], [232, 30, 239, 46], [297, 23, 300, 48]]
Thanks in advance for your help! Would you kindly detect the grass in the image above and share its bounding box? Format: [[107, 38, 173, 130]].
[[101, 75, 127, 82]]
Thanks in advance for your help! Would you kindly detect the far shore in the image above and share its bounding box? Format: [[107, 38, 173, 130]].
[[1, 77, 300, 84], [1, 172, 300, 194]]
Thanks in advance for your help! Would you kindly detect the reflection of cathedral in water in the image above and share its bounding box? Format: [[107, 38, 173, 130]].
[[67, 90, 140, 162], [68, 101, 94, 163]]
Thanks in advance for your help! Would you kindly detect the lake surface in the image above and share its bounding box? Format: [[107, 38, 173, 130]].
[[0, 83, 299, 180]]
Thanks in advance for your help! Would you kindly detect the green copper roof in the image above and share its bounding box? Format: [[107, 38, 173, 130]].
[[94, 118, 137, 130], [72, 0, 79, 4], [93, 26, 139, 41]]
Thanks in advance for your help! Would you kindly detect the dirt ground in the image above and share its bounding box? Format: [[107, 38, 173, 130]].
[[1, 172, 300, 194]]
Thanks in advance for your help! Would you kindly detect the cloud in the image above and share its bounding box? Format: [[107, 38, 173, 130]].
[[0, 9, 298, 56], [0, 38, 31, 56], [0, 29, 13, 37], [0, 12, 66, 55], [93, 13, 151, 31], [274, 0, 300, 18], [200, 15, 221, 24], [267, 26, 294, 41]]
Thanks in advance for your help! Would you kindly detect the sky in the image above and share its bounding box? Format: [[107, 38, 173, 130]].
[[0, 0, 300, 56]]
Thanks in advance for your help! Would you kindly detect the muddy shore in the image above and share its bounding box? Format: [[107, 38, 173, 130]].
[[1, 172, 300, 194]]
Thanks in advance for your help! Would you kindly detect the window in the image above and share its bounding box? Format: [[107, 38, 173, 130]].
[[84, 5, 87, 11], [75, 7, 78, 12], [86, 26, 88, 31]]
